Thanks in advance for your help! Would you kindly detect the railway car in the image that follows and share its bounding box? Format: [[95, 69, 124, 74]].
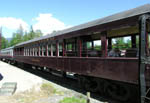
[[1, 4, 150, 102], [0, 46, 14, 63]]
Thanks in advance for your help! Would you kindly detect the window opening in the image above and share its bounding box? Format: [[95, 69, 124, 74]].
[[40, 46, 42, 56], [43, 46, 46, 56], [82, 40, 101, 57], [52, 44, 56, 56], [59, 43, 63, 56], [48, 44, 51, 56], [109, 36, 138, 57]]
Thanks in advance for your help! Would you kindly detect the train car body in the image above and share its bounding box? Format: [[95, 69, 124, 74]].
[[13, 4, 150, 84], [0, 46, 14, 62], [1, 4, 150, 102]]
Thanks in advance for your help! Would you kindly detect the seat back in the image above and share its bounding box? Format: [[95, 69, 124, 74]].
[[125, 48, 138, 57]]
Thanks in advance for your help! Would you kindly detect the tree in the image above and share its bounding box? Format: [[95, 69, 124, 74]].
[[17, 24, 24, 36], [22, 26, 43, 42], [125, 39, 131, 49], [1, 36, 9, 49], [28, 26, 34, 40], [112, 37, 132, 49], [8, 25, 43, 47], [22, 31, 29, 41], [113, 38, 125, 49], [9, 25, 25, 46], [35, 30, 43, 37], [9, 33, 23, 46]]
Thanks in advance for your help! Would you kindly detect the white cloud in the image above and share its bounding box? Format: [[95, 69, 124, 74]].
[[0, 17, 28, 31], [33, 13, 71, 35], [0, 14, 71, 38]]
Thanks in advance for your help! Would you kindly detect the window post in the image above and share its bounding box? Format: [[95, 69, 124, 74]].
[[131, 35, 136, 48], [48, 42, 50, 56], [77, 37, 82, 57], [63, 40, 66, 56], [138, 14, 150, 103], [51, 44, 53, 56], [38, 44, 40, 56], [101, 31, 107, 57], [42, 44, 44, 56], [46, 43, 48, 56], [108, 38, 112, 50], [56, 41, 59, 57], [91, 41, 94, 50]]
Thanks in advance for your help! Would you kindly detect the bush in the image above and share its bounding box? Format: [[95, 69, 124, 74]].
[[59, 96, 86, 103], [40, 83, 56, 95]]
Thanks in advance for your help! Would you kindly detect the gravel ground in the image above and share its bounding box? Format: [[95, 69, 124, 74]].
[[0, 61, 43, 92], [0, 61, 104, 103]]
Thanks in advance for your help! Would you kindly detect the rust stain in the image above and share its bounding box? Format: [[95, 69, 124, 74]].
[[31, 59, 40, 62]]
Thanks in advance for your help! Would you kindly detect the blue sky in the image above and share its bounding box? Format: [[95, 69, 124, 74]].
[[0, 0, 149, 38]]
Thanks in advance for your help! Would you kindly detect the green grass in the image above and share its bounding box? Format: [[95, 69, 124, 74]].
[[59, 96, 86, 103], [40, 82, 56, 95]]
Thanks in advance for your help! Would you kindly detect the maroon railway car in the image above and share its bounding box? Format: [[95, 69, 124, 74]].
[[1, 4, 150, 102]]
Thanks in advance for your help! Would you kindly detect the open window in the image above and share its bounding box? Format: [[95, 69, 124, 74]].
[[64, 38, 76, 56], [39, 46, 42, 56], [66, 43, 72, 51], [108, 36, 138, 57], [47, 44, 51, 56], [42, 46, 46, 56], [30, 48, 33, 56], [34, 47, 37, 56], [59, 43, 63, 56], [52, 44, 56, 56], [66, 43, 76, 56], [82, 40, 102, 57]]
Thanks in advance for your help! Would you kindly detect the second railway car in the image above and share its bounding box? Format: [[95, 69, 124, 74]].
[[0, 46, 14, 62], [1, 4, 150, 102]]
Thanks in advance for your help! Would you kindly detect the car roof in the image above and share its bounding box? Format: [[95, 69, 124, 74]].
[[16, 4, 150, 47]]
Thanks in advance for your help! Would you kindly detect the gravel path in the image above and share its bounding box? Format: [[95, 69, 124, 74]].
[[0, 61, 43, 92]]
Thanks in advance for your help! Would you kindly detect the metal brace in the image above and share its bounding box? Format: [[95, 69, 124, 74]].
[[141, 57, 150, 64]]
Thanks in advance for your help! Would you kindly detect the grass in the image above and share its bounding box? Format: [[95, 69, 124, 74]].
[[59, 96, 86, 103], [10, 82, 58, 103], [40, 82, 65, 96], [40, 82, 56, 95], [6, 82, 86, 103]]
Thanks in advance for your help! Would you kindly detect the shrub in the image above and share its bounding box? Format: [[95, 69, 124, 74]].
[[40, 83, 56, 95], [59, 96, 86, 103]]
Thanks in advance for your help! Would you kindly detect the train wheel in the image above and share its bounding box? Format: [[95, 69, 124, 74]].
[[98, 79, 105, 95], [105, 81, 130, 101], [77, 76, 85, 89], [61, 71, 66, 77], [84, 78, 99, 92]]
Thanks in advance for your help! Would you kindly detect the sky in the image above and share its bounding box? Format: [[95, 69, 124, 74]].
[[0, 0, 149, 38]]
